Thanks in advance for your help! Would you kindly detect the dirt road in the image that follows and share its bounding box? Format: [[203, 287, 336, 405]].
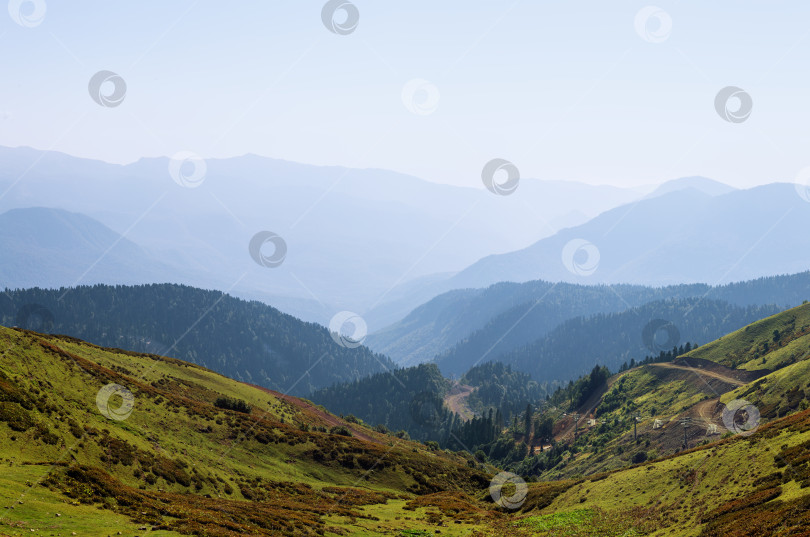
[[444, 383, 475, 421], [648, 362, 745, 386]]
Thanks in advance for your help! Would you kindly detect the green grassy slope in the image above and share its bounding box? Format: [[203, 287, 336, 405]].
[[482, 303, 810, 534], [0, 327, 495, 536], [5, 303, 810, 536], [684, 301, 810, 370], [521, 409, 810, 536], [529, 303, 810, 483]]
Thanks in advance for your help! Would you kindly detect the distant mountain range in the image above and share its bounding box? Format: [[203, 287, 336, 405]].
[[3, 146, 807, 345], [0, 207, 185, 289], [437, 298, 782, 381], [446, 183, 809, 289], [0, 145, 650, 328], [368, 272, 810, 367]]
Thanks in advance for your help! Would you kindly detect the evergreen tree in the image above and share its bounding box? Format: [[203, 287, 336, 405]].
[[524, 403, 533, 442]]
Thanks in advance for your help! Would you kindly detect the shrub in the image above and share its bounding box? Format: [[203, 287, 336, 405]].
[[214, 397, 251, 413], [0, 402, 35, 431], [632, 451, 648, 464], [329, 426, 352, 437]]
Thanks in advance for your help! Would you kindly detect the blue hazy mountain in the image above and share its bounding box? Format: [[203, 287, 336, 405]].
[[446, 183, 808, 290], [0, 207, 178, 289], [0, 145, 644, 327]]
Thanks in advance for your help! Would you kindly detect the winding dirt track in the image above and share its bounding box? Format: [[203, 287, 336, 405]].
[[694, 398, 721, 425], [648, 362, 746, 386], [444, 383, 475, 421]]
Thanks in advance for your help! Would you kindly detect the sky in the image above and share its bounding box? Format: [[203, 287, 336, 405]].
[[1, 1, 810, 189]]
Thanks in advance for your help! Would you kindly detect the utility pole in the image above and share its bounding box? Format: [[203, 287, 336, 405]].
[[680, 417, 692, 449], [573, 413, 580, 440], [633, 413, 641, 442]]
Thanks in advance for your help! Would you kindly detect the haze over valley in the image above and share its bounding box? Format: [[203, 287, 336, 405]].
[[3, 2, 810, 536]]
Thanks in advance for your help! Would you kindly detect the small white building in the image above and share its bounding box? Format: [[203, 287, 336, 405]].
[[653, 419, 664, 429]]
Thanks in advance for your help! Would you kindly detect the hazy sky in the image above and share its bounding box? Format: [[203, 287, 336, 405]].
[[2, 1, 809, 189]]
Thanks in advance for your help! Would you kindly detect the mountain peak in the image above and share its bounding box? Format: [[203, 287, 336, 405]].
[[647, 176, 735, 198]]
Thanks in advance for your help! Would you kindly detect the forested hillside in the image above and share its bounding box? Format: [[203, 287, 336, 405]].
[[310, 363, 453, 442], [0, 284, 394, 395], [438, 298, 782, 380], [370, 271, 810, 366], [311, 361, 549, 450], [367, 280, 709, 365], [461, 361, 545, 420]]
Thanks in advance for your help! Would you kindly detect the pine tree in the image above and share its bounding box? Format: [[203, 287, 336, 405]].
[[524, 403, 533, 442]]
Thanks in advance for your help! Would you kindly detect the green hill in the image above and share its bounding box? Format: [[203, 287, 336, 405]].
[[513, 407, 810, 536], [526, 303, 810, 483], [683, 300, 810, 371], [0, 326, 495, 536], [4, 313, 810, 535], [0, 284, 395, 395]]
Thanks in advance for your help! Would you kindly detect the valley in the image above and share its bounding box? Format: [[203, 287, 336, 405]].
[[3, 4, 809, 534], [2, 295, 810, 535]]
